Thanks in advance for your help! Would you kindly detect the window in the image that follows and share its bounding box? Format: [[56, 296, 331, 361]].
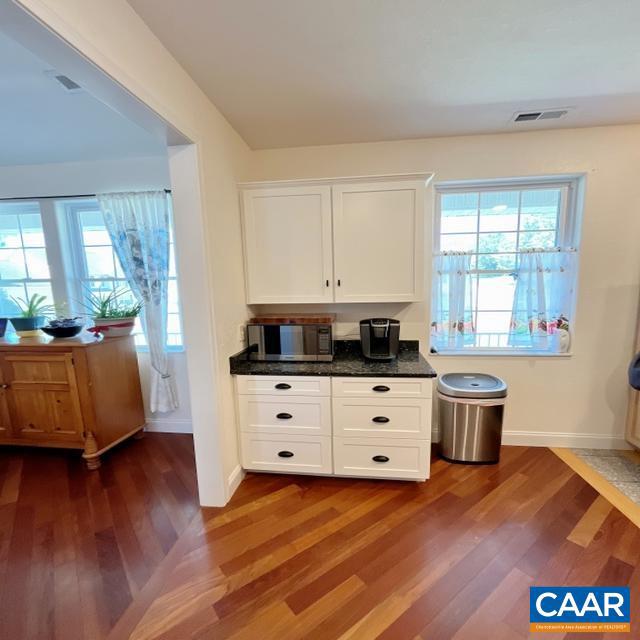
[[0, 197, 183, 350], [60, 199, 183, 348], [432, 177, 581, 353], [0, 202, 53, 316]]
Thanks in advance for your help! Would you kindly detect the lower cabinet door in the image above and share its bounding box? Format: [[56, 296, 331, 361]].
[[241, 432, 333, 475], [333, 437, 430, 480]]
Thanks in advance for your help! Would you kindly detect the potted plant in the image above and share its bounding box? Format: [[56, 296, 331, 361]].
[[83, 288, 143, 338], [10, 294, 54, 337]]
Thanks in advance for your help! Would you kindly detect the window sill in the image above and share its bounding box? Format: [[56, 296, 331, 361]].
[[135, 346, 185, 354], [430, 350, 572, 358]]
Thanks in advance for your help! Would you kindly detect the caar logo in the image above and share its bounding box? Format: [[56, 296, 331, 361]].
[[530, 586, 630, 633]]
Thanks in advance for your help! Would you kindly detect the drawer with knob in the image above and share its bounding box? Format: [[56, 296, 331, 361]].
[[333, 437, 430, 480], [236, 375, 330, 397], [331, 377, 432, 399], [333, 397, 431, 439], [240, 432, 332, 475], [238, 395, 331, 435]]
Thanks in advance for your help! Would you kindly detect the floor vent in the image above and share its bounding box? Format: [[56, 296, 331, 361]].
[[514, 109, 569, 123]]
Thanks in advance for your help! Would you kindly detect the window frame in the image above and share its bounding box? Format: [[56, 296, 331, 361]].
[[60, 198, 184, 352], [0, 200, 60, 319], [432, 175, 583, 356]]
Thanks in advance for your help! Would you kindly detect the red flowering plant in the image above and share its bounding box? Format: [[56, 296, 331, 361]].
[[542, 314, 570, 334]]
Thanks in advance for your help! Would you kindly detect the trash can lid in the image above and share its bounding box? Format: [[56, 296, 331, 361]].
[[437, 373, 507, 399]]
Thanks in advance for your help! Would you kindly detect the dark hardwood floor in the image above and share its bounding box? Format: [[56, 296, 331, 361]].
[[1, 437, 639, 639], [0, 434, 200, 640]]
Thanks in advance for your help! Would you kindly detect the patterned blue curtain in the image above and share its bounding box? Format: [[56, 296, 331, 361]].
[[97, 191, 179, 412]]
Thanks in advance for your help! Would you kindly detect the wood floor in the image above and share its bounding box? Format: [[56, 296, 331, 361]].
[[1, 437, 639, 639]]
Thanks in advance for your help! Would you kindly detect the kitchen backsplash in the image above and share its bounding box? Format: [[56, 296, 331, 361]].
[[249, 303, 428, 349]]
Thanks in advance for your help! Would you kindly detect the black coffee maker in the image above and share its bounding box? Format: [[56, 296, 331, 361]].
[[360, 318, 400, 361]]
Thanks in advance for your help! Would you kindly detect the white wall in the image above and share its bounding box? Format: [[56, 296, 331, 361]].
[[247, 125, 640, 449], [0, 156, 171, 195], [0, 156, 193, 434]]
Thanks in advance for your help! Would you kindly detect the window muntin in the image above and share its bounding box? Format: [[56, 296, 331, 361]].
[[0, 202, 54, 317], [434, 181, 576, 351]]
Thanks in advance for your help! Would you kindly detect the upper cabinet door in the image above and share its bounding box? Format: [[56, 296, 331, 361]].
[[332, 180, 426, 302], [242, 186, 334, 304]]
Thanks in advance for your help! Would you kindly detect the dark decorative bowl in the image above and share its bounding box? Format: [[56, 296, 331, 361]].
[[41, 324, 83, 338]]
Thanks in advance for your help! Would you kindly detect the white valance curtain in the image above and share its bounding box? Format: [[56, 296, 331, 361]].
[[431, 251, 475, 351], [509, 247, 577, 352], [97, 190, 179, 413]]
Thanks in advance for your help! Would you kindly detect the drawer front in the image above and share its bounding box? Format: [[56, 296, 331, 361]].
[[333, 397, 431, 439], [240, 433, 332, 474], [236, 375, 330, 397], [333, 437, 430, 480], [238, 395, 331, 435], [332, 377, 432, 399]]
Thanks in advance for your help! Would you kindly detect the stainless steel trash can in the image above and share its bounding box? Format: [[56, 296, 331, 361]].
[[438, 373, 507, 464]]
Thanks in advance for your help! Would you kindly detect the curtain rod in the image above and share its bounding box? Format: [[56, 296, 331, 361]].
[[0, 189, 172, 202]]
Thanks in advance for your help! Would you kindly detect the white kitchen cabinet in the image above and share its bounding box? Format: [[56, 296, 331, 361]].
[[332, 180, 426, 302], [241, 185, 333, 303], [240, 175, 431, 304], [235, 374, 432, 480]]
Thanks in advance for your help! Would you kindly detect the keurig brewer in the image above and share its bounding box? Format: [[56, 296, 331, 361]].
[[360, 318, 400, 361]]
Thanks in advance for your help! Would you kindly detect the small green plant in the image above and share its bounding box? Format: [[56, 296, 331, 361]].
[[82, 287, 143, 319], [11, 294, 55, 318]]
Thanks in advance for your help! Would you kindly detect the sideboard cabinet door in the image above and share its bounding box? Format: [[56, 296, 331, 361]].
[[1, 353, 84, 443]]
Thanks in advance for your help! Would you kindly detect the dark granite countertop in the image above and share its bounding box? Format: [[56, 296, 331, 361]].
[[229, 340, 437, 378]]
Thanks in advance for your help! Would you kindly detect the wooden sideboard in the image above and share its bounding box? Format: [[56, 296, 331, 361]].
[[0, 334, 145, 469]]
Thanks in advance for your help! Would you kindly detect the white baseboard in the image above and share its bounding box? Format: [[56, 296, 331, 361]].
[[502, 430, 631, 450], [432, 426, 630, 450], [227, 465, 245, 499], [144, 418, 193, 434]]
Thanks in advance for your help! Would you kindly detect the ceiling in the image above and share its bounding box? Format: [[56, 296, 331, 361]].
[[0, 30, 167, 166], [128, 0, 640, 149]]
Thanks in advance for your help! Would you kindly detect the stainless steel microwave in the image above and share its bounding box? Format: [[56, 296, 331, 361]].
[[246, 322, 333, 362]]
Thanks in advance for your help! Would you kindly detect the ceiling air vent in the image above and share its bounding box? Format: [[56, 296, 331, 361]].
[[44, 69, 83, 93], [513, 109, 569, 123], [54, 74, 82, 92]]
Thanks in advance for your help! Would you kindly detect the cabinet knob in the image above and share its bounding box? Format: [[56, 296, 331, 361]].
[[0, 383, 9, 390], [275, 383, 291, 390], [326, 279, 330, 287], [278, 450, 294, 458], [372, 455, 390, 463], [372, 416, 390, 423], [372, 385, 390, 393], [337, 279, 341, 287], [276, 412, 292, 420]]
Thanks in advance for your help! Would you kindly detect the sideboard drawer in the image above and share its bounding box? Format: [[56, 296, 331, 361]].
[[333, 397, 431, 439], [333, 437, 430, 480], [236, 375, 330, 397], [240, 432, 332, 475], [238, 395, 331, 435], [332, 377, 432, 399]]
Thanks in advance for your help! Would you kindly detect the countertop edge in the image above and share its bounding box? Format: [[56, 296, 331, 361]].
[[228, 345, 437, 379]]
